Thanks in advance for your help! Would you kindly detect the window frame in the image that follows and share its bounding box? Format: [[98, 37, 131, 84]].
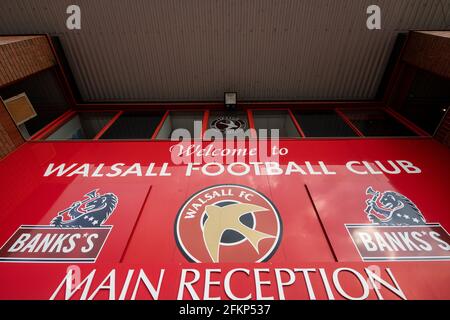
[[29, 106, 430, 142]]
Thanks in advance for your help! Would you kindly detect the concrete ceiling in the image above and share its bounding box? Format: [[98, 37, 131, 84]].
[[0, 0, 449, 102]]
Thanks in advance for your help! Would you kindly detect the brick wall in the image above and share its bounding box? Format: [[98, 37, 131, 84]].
[[400, 31, 450, 147], [0, 36, 56, 87], [402, 31, 450, 80], [0, 35, 56, 158]]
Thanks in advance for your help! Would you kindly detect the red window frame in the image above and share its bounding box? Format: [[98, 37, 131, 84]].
[[29, 106, 430, 142]]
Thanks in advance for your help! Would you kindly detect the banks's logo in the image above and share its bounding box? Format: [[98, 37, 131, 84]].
[[0, 190, 118, 263], [211, 117, 247, 132], [364, 187, 426, 226], [175, 184, 282, 263], [346, 187, 450, 261], [51, 189, 118, 228]]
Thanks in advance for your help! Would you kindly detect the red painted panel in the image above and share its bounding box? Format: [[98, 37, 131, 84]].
[[0, 262, 448, 300], [303, 139, 450, 261], [124, 174, 334, 264], [0, 138, 448, 299], [0, 178, 150, 263]]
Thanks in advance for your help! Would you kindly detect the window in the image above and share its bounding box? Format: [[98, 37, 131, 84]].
[[46, 112, 115, 140], [342, 109, 417, 136], [38, 107, 424, 141], [253, 110, 300, 138], [100, 111, 164, 140], [293, 110, 357, 137], [155, 111, 203, 140]]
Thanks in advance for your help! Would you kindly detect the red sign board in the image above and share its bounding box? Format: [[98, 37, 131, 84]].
[[0, 226, 111, 262], [0, 138, 449, 299]]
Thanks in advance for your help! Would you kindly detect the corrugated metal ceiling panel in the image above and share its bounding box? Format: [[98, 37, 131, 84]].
[[0, 0, 448, 101]]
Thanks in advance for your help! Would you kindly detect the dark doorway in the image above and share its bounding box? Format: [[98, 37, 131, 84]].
[[397, 69, 450, 135]]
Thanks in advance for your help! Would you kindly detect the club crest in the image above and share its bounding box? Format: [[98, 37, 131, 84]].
[[175, 184, 282, 263], [211, 116, 247, 132]]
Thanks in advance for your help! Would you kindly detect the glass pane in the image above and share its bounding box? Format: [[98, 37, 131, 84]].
[[293, 110, 357, 137], [342, 109, 417, 136], [207, 111, 248, 139], [100, 111, 165, 140], [253, 110, 300, 138], [155, 111, 203, 140], [46, 112, 115, 140]]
